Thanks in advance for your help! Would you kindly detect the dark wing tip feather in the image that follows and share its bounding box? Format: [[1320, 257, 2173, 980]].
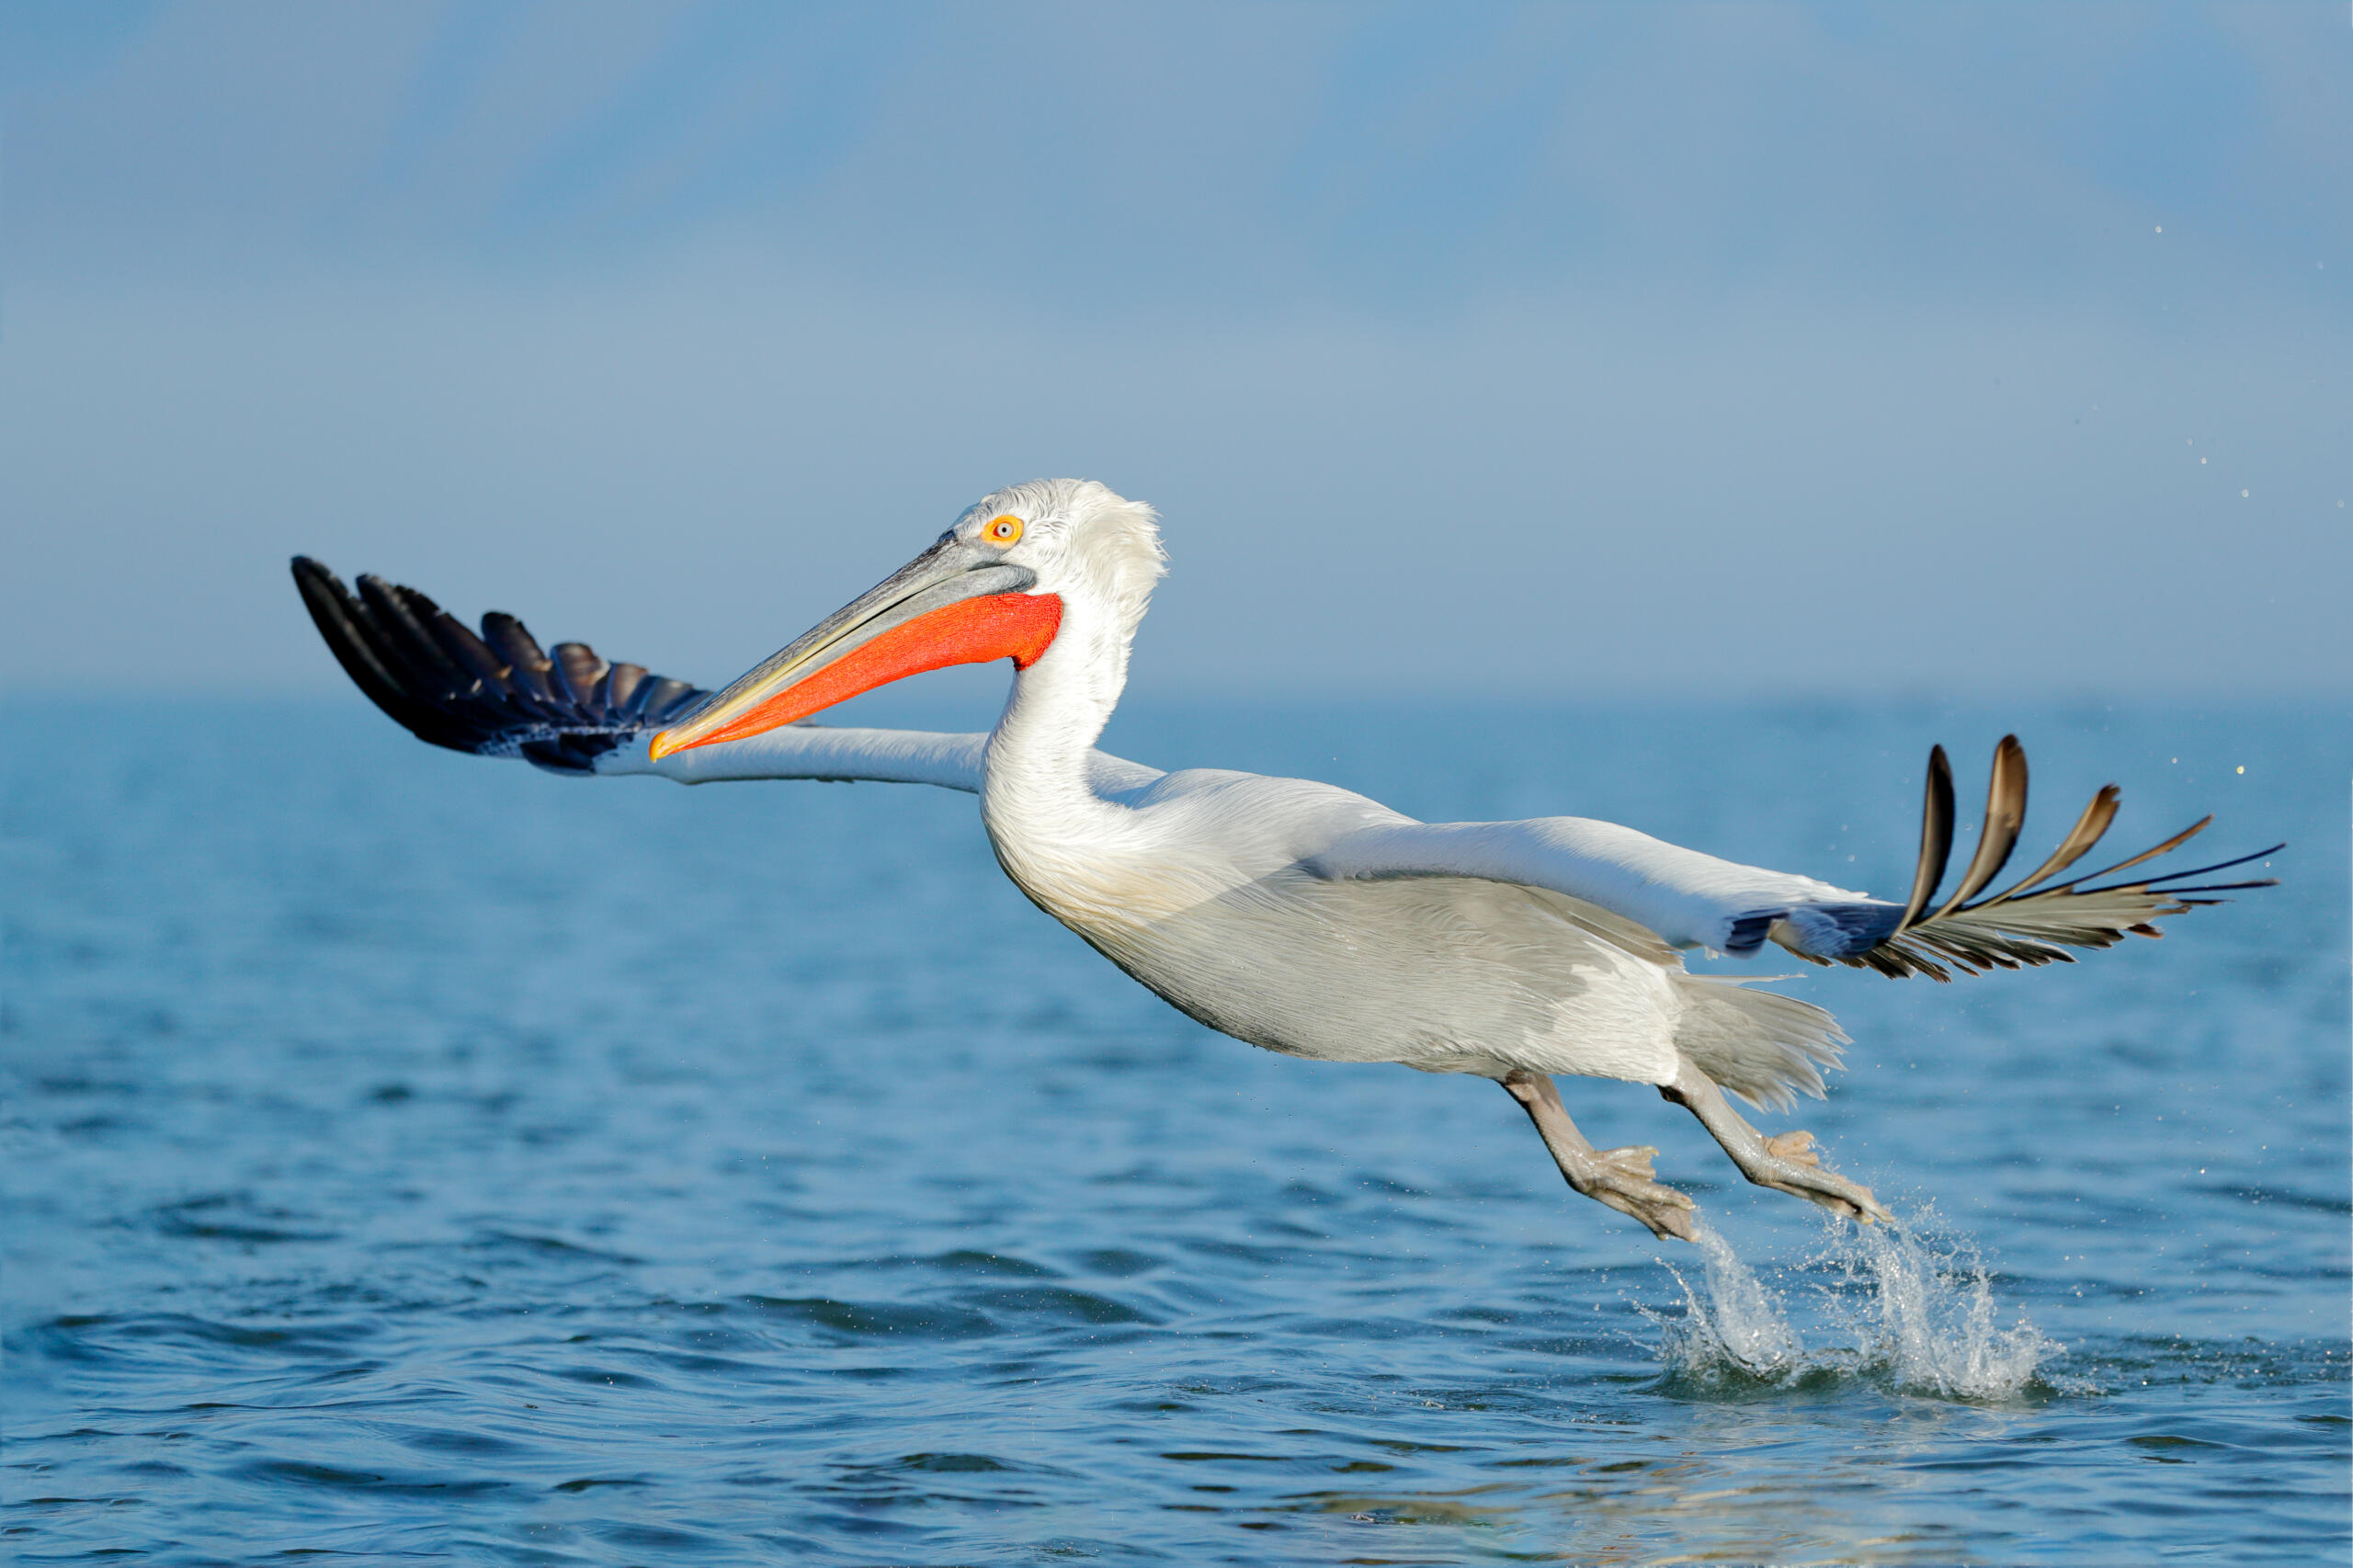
[[1929, 733, 2027, 919], [291, 557, 710, 774], [292, 557, 474, 753], [2101, 842, 2285, 894], [1896, 744, 1956, 932], [1847, 734, 2279, 981]]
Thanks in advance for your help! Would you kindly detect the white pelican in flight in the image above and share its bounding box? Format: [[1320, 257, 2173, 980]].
[[294, 479, 2275, 1242]]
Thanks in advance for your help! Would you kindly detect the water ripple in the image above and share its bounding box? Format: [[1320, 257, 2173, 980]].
[[6, 698, 2346, 1564]]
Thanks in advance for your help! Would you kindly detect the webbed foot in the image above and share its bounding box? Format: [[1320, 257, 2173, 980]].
[[1753, 1130, 1891, 1224], [1570, 1144, 1698, 1243], [1662, 1060, 1896, 1228], [1501, 1074, 1700, 1243]]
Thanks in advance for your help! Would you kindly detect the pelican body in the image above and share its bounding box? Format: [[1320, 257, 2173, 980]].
[[296, 480, 2275, 1240]]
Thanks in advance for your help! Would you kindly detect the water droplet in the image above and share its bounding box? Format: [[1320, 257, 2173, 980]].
[[1646, 1211, 2055, 1400]]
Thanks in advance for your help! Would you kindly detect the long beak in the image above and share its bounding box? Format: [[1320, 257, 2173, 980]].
[[649, 540, 1063, 760]]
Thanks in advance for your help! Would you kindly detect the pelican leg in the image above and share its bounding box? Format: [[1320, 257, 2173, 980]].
[[1658, 1056, 1892, 1224], [1501, 1072, 1696, 1243]]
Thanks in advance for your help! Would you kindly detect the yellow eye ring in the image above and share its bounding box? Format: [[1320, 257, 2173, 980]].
[[983, 515, 1024, 546]]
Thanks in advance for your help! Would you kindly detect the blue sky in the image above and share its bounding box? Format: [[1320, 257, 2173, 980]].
[[4, 2, 2346, 697]]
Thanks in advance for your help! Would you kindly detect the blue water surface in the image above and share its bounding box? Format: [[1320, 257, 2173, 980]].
[[5, 694, 2347, 1564]]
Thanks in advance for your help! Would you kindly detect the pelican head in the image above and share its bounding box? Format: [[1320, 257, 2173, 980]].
[[650, 479, 1163, 759]]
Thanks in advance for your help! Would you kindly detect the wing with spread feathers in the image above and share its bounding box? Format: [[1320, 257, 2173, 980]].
[[1769, 736, 2279, 980], [1309, 735, 2277, 981], [291, 557, 1158, 794], [293, 556, 710, 775]]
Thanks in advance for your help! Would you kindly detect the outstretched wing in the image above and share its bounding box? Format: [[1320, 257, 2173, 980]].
[[292, 557, 1164, 796], [1308, 735, 2277, 981], [1771, 736, 2279, 980], [293, 557, 710, 775]]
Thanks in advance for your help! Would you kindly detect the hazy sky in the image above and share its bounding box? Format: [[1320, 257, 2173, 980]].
[[4, 2, 2347, 699]]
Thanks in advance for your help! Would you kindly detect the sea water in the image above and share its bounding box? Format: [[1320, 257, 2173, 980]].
[[5, 694, 2346, 1564]]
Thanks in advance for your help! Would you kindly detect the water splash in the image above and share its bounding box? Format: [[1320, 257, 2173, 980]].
[[1645, 1209, 2057, 1400], [1652, 1220, 1805, 1379]]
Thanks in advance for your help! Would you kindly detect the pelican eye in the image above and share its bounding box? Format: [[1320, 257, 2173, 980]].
[[982, 514, 1024, 546]]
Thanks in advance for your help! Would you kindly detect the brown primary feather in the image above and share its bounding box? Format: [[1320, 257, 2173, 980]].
[[1986, 784, 2120, 902], [1896, 744, 1956, 934], [1929, 733, 2028, 920], [1837, 737, 2279, 982], [2054, 815, 2215, 890]]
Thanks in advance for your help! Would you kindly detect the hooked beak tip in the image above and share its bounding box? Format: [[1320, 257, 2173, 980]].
[[647, 729, 681, 761]]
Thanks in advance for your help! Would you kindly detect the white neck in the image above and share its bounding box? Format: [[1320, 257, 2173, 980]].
[[979, 589, 1135, 880]]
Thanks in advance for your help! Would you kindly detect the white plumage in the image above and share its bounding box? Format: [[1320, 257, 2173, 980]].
[[296, 478, 2274, 1241]]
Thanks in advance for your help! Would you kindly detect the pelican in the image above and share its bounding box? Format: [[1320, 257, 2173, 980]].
[[294, 479, 2276, 1241]]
